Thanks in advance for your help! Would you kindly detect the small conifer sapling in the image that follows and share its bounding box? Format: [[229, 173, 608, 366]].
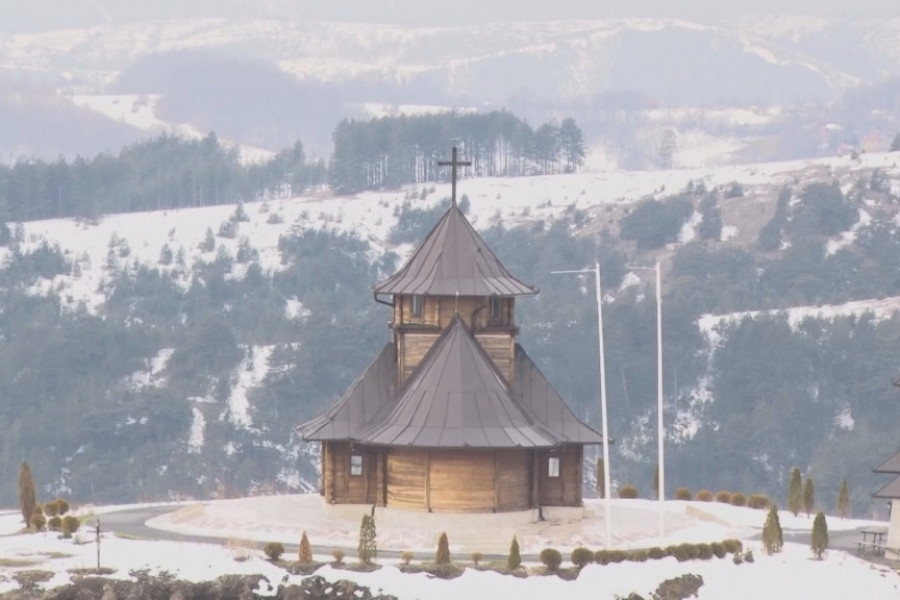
[[811, 511, 828, 559]]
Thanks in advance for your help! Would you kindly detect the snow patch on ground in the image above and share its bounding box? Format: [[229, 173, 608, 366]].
[[227, 345, 275, 429]]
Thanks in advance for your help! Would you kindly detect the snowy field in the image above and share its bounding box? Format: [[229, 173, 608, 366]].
[[0, 497, 898, 599]]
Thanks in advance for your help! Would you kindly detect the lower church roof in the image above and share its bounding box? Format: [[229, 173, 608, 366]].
[[297, 317, 603, 448]]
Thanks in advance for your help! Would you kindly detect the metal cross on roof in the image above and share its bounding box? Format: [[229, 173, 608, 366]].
[[438, 146, 471, 207]]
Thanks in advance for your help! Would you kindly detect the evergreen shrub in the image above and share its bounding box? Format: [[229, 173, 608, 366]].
[[748, 494, 770, 510], [722, 539, 743, 554], [715, 491, 731, 503], [675, 487, 692, 501], [61, 515, 80, 538], [710, 542, 726, 558], [696, 490, 713, 502], [628, 550, 648, 562], [507, 536, 521, 570], [648, 547, 666, 560], [618, 484, 639, 499], [401, 551, 414, 566], [263, 542, 284, 561], [730, 492, 747, 507], [539, 548, 562, 571], [436, 532, 450, 566], [471, 552, 482, 566], [30, 513, 46, 531], [697, 543, 713, 560], [298, 531, 312, 564], [331, 549, 345, 565], [571, 547, 594, 567], [44, 500, 59, 517], [48, 516, 62, 531]]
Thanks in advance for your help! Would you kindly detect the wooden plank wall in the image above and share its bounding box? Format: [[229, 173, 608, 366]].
[[399, 333, 440, 382], [386, 448, 428, 508], [384, 448, 531, 512], [496, 449, 531, 511], [475, 333, 515, 383], [537, 445, 583, 507], [327, 442, 376, 504]]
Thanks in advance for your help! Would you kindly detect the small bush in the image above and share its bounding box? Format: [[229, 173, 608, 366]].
[[56, 498, 69, 515], [710, 542, 726, 559], [723, 539, 743, 554], [47, 516, 62, 531], [696, 490, 713, 502], [608, 550, 628, 563], [618, 484, 639, 499], [30, 513, 46, 531], [648, 547, 666, 560], [33, 505, 44, 517], [43, 500, 59, 517], [748, 494, 770, 510], [539, 548, 563, 571], [61, 515, 81, 538], [715, 491, 732, 503], [664, 545, 679, 557], [594, 550, 611, 565], [436, 532, 450, 566], [263, 542, 284, 562], [733, 553, 743, 565], [507, 536, 521, 570], [675, 487, 692, 501], [730, 492, 747, 507], [571, 547, 594, 568], [743, 549, 754, 563], [628, 550, 649, 562], [697, 543, 713, 560], [401, 551, 414, 566], [331, 549, 345, 565], [471, 552, 483, 566], [298, 531, 312, 564]]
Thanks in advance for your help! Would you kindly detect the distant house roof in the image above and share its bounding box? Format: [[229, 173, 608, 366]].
[[373, 203, 537, 297], [297, 344, 396, 441], [354, 316, 560, 448], [513, 345, 604, 445], [874, 474, 900, 499], [874, 449, 900, 474]]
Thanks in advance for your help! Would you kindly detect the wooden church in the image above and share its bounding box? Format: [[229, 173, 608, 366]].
[[298, 148, 603, 513]]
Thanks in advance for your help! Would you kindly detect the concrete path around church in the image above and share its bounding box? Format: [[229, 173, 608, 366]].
[[143, 494, 761, 558]]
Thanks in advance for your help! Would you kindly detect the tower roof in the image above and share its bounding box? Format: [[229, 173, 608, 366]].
[[373, 203, 537, 297], [355, 316, 559, 448], [874, 474, 900, 499]]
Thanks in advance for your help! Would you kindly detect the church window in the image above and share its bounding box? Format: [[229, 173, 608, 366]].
[[411, 295, 424, 319], [548, 456, 560, 478], [489, 296, 503, 324], [350, 454, 363, 476]]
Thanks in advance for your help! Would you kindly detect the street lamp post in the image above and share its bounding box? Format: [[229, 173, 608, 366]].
[[628, 261, 664, 541], [552, 261, 612, 548]]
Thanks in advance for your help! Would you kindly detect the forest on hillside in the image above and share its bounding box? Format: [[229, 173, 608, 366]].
[[0, 125, 898, 517]]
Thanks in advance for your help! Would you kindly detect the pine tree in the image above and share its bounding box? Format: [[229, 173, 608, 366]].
[[891, 133, 900, 152], [358, 514, 377, 565], [762, 505, 783, 554], [837, 479, 850, 519], [507, 536, 521, 570], [436, 532, 450, 566], [18, 462, 37, 528], [803, 478, 815, 517], [298, 531, 312, 564], [596, 458, 605, 498], [811, 511, 828, 559], [788, 467, 803, 516]]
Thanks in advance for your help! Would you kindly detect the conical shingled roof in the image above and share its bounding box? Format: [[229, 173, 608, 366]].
[[513, 345, 604, 444], [874, 449, 900, 473], [874, 474, 900, 499], [373, 203, 537, 297], [297, 344, 396, 441], [355, 316, 559, 448]]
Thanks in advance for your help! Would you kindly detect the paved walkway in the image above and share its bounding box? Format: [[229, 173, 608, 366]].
[[143, 495, 755, 556]]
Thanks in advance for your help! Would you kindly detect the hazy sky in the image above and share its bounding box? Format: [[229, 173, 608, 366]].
[[0, 0, 897, 32]]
